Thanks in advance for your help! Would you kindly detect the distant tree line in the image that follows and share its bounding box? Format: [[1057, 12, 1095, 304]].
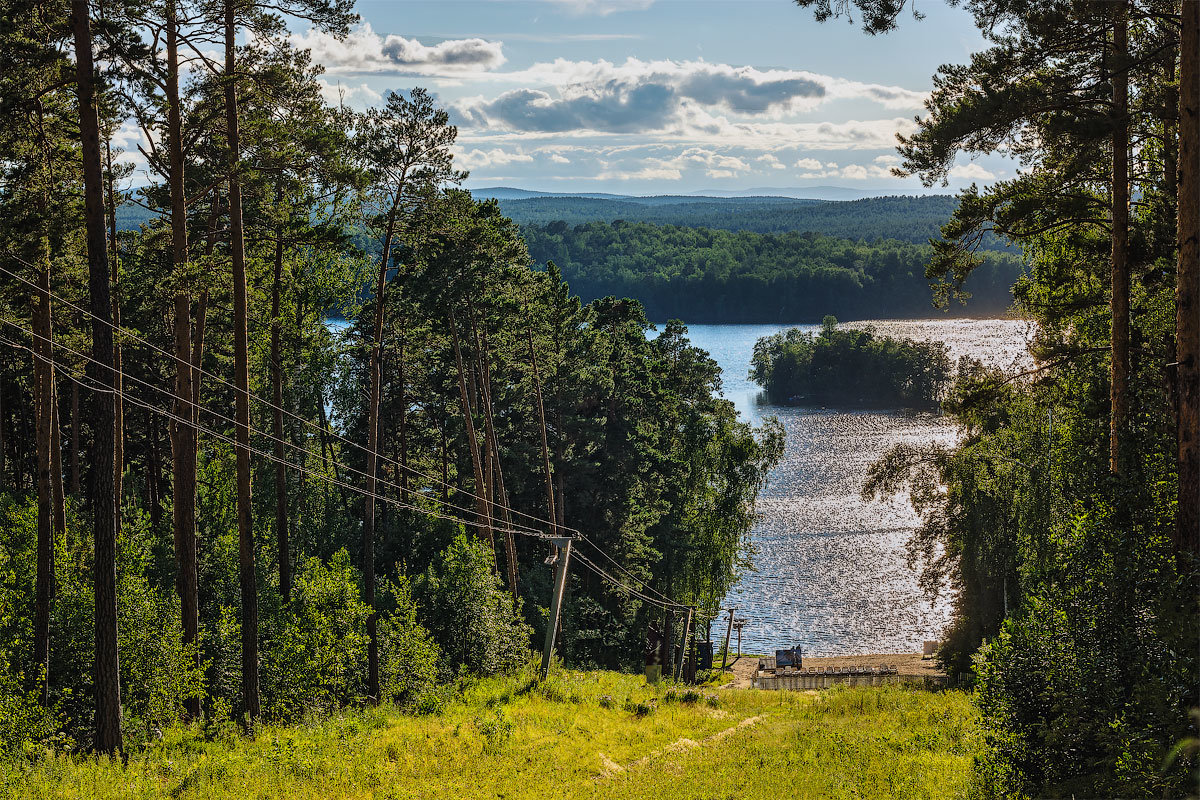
[[523, 221, 1024, 322], [750, 317, 953, 408], [500, 194, 1013, 248]]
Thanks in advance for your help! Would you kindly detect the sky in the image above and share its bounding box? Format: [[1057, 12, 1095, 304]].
[[188, 1, 1009, 196]]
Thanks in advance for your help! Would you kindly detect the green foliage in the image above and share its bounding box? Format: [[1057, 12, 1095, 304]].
[[261, 550, 372, 719], [415, 534, 532, 679], [1, 670, 982, 800], [0, 661, 57, 759], [377, 578, 440, 708], [500, 194, 1013, 247], [261, 551, 439, 720], [751, 317, 953, 407], [523, 220, 1023, 322]]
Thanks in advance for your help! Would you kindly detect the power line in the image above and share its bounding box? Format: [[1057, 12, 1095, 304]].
[[0, 325, 561, 541], [1, 315, 551, 539], [0, 261, 577, 536], [571, 549, 689, 611], [3, 279, 698, 610], [575, 533, 680, 607]]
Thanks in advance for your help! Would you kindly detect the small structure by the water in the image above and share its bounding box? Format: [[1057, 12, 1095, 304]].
[[752, 656, 901, 690]]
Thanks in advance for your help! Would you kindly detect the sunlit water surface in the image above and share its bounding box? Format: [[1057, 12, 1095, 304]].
[[658, 318, 1034, 656]]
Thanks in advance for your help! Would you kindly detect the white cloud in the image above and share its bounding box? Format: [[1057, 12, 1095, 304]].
[[317, 80, 383, 107], [293, 24, 505, 75], [757, 154, 786, 170], [549, 153, 571, 164], [948, 163, 996, 180], [873, 154, 902, 166], [456, 147, 535, 170], [543, 0, 655, 15], [457, 57, 925, 137], [598, 164, 684, 180], [794, 157, 825, 170], [840, 163, 893, 180]]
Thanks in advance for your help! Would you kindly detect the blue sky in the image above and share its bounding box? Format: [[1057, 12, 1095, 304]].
[[290, 0, 1003, 195]]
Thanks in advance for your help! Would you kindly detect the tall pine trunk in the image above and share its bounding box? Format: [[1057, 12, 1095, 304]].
[[1110, 0, 1130, 474], [166, 6, 201, 721], [1178, 0, 1200, 554], [363, 208, 397, 704], [224, 0, 259, 723], [450, 310, 494, 549], [271, 199, 290, 602], [32, 268, 53, 707], [104, 138, 122, 533], [71, 0, 121, 754], [471, 310, 517, 596], [69, 379, 79, 495], [525, 318, 558, 546]]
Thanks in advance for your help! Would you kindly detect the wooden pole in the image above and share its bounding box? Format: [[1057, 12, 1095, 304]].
[[675, 607, 693, 682], [540, 537, 572, 680], [719, 607, 736, 670]]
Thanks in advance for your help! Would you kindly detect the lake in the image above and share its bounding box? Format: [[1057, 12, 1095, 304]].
[[662, 319, 1034, 656]]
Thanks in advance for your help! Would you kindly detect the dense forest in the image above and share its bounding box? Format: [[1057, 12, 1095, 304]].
[[0, 1, 782, 760], [750, 317, 953, 407], [523, 220, 1024, 321], [802, 0, 1200, 797], [501, 194, 993, 243]]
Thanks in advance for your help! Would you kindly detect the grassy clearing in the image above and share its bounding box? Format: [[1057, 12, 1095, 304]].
[[4, 667, 980, 800]]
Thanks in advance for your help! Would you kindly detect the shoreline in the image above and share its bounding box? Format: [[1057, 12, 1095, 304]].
[[726, 652, 944, 689]]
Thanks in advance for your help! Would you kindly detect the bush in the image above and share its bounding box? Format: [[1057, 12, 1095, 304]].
[[415, 533, 532, 679], [260, 550, 440, 721], [377, 577, 439, 708], [0, 661, 57, 759], [261, 550, 372, 719]]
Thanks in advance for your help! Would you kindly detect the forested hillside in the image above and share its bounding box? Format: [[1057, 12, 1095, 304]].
[[0, 8, 781, 761], [502, 194, 993, 243], [523, 220, 1023, 321], [803, 0, 1200, 797]]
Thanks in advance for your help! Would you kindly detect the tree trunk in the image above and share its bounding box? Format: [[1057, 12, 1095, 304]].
[[1178, 0, 1200, 555], [449, 311, 494, 549], [50, 380, 65, 541], [272, 204, 290, 602], [69, 379, 79, 495], [1110, 0, 1130, 475], [525, 319, 557, 537], [105, 138, 123, 535], [0, 365, 6, 491], [363, 209, 397, 705], [317, 396, 350, 518], [32, 285, 53, 708], [148, 408, 162, 533], [166, 7, 200, 721], [224, 0, 259, 723], [471, 311, 517, 596], [71, 0, 121, 754]]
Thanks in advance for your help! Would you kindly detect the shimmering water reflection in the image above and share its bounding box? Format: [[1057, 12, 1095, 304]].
[[667, 319, 1032, 655]]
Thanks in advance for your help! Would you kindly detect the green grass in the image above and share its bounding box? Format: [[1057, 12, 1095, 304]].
[[3, 667, 980, 800]]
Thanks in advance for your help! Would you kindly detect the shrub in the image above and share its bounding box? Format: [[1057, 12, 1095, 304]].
[[415, 534, 532, 679], [261, 550, 372, 719], [377, 577, 439, 708]]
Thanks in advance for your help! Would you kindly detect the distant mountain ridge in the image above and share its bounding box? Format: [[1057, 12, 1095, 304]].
[[497, 194, 999, 247], [469, 185, 888, 202]]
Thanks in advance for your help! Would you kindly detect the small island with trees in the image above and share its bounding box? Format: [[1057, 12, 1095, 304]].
[[750, 317, 953, 408]]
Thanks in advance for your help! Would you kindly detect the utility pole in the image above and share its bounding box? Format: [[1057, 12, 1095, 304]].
[[733, 618, 746, 659], [719, 607, 737, 669], [674, 607, 693, 682], [540, 537, 572, 680]]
